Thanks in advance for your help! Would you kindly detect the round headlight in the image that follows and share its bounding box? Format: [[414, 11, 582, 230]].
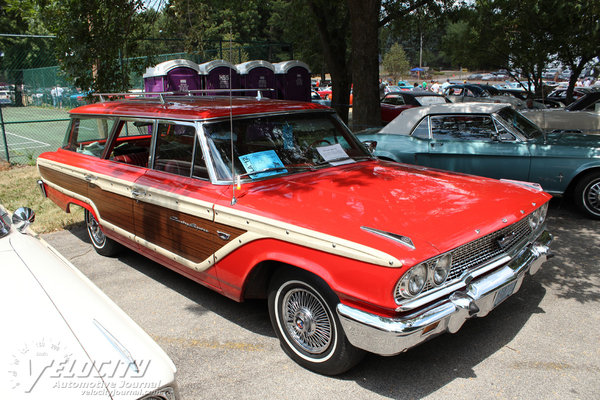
[[538, 202, 548, 225], [432, 254, 452, 285], [406, 263, 428, 296], [528, 203, 548, 231]]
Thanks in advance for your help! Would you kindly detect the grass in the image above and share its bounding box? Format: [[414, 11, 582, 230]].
[[0, 162, 84, 233]]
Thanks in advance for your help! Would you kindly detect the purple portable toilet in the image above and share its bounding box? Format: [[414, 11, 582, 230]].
[[143, 59, 201, 93], [274, 60, 311, 102], [198, 60, 240, 95], [236, 60, 276, 98]]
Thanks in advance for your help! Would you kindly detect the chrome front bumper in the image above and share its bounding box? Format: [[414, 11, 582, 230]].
[[337, 230, 553, 356]]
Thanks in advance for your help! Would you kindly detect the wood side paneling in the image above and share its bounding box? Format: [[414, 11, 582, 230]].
[[88, 185, 136, 233], [39, 165, 88, 197], [134, 202, 246, 264]]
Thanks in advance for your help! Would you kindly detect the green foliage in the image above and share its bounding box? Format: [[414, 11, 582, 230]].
[[382, 43, 409, 80], [167, 0, 277, 58], [39, 0, 147, 92]]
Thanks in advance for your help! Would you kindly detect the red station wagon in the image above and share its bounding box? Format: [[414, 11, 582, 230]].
[[37, 94, 553, 375]]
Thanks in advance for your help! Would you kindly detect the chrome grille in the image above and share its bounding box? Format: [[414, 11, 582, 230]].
[[421, 218, 532, 294]]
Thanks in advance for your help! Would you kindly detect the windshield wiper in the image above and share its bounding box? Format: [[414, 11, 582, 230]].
[[314, 155, 373, 166]]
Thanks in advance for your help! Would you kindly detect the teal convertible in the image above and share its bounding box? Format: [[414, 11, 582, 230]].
[[357, 103, 600, 219]]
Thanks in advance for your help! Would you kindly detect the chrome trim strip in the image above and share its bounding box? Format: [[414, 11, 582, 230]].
[[360, 226, 415, 249], [93, 319, 139, 373]]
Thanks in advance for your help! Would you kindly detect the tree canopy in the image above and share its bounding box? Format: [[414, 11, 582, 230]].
[[1, 0, 598, 118]]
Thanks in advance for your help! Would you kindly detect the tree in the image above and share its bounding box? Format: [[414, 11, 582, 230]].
[[347, 0, 381, 130], [347, 0, 450, 130], [167, 0, 277, 59], [553, 0, 600, 103], [39, 0, 146, 93], [269, 0, 352, 122], [382, 43, 410, 82]]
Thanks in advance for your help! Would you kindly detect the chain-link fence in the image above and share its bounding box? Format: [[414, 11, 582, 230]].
[[0, 35, 293, 163]]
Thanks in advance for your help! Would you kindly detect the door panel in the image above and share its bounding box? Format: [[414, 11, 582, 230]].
[[423, 114, 532, 181]]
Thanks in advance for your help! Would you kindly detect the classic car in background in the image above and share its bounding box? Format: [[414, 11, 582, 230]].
[[380, 91, 451, 124], [443, 83, 529, 109], [311, 89, 331, 107], [544, 87, 593, 106], [522, 92, 600, 133], [38, 94, 552, 374], [0, 205, 179, 399], [0, 88, 12, 104], [357, 103, 600, 219]]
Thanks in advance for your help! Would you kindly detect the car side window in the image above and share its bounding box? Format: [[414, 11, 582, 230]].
[[64, 117, 116, 157], [107, 120, 154, 167], [154, 122, 208, 179], [411, 117, 430, 139], [431, 115, 496, 141]]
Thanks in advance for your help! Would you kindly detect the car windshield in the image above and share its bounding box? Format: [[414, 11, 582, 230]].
[[496, 107, 543, 139], [203, 112, 372, 182]]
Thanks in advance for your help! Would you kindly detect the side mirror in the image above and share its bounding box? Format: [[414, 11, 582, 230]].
[[363, 140, 377, 154], [12, 207, 35, 232]]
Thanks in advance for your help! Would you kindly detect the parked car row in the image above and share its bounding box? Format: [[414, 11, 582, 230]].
[[36, 93, 553, 375]]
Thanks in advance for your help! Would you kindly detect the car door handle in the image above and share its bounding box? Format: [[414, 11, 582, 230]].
[[84, 174, 98, 182], [430, 142, 443, 147], [131, 187, 147, 198]]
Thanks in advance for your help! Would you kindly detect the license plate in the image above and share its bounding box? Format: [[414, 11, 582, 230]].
[[494, 281, 517, 307]]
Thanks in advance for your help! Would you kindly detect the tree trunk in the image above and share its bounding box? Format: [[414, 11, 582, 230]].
[[347, 0, 381, 131], [565, 58, 589, 105], [307, 0, 352, 123]]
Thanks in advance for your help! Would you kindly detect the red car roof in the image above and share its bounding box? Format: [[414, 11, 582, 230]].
[[69, 96, 329, 121]]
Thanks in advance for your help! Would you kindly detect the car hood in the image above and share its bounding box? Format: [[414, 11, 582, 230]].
[[1, 230, 176, 399], [227, 160, 550, 267]]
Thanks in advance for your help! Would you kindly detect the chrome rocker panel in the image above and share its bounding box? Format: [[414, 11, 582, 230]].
[[337, 230, 553, 356]]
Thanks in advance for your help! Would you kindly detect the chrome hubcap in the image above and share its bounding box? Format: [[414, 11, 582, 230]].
[[86, 213, 105, 245], [282, 288, 332, 354], [586, 180, 600, 213]]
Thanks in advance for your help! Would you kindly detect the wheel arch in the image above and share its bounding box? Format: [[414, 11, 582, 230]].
[[564, 166, 600, 197], [242, 259, 337, 302]]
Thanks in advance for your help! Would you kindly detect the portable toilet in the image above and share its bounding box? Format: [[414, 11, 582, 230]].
[[198, 60, 240, 95], [274, 60, 311, 102], [237, 60, 276, 98], [143, 59, 201, 93]]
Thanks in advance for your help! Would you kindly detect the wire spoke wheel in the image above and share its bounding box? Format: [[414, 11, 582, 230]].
[[84, 209, 121, 256], [575, 172, 600, 219], [282, 288, 332, 354], [585, 179, 600, 214], [86, 210, 106, 247], [268, 271, 365, 375]]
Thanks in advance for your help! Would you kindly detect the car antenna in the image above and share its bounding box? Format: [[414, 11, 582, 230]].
[[229, 29, 238, 206]]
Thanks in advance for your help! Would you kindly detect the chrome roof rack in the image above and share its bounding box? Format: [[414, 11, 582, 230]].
[[92, 89, 276, 104]]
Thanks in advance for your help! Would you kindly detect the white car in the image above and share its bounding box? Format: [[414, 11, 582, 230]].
[[1, 206, 179, 400]]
